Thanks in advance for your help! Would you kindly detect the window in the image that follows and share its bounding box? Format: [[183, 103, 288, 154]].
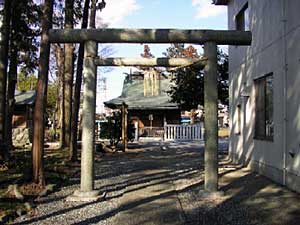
[[236, 3, 250, 31], [254, 74, 274, 140]]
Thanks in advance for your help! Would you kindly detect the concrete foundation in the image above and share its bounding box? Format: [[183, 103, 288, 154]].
[[66, 190, 104, 202], [232, 152, 300, 194]]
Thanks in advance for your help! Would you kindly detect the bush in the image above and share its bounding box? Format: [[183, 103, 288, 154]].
[[100, 112, 135, 146]]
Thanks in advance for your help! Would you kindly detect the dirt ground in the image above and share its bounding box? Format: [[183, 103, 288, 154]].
[[12, 140, 300, 225]]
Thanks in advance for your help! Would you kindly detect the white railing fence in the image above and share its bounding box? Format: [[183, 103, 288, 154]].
[[139, 126, 164, 138], [164, 123, 204, 141]]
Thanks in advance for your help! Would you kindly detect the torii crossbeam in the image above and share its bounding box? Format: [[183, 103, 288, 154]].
[[47, 28, 251, 201], [94, 57, 205, 68], [48, 28, 251, 45]]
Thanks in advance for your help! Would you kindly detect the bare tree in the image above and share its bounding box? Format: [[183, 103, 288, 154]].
[[32, 0, 54, 185]]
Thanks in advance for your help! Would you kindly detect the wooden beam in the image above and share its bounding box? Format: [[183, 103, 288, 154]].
[[48, 28, 252, 45], [94, 57, 206, 68]]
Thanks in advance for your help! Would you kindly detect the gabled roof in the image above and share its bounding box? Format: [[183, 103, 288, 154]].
[[15, 90, 36, 105], [105, 76, 178, 110]]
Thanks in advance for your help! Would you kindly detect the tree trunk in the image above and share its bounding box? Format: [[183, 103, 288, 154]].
[[6, 0, 19, 151], [70, 0, 90, 161], [0, 0, 11, 159], [63, 0, 74, 148], [89, 0, 97, 28], [59, 69, 65, 147], [53, 44, 65, 148], [6, 42, 18, 151], [32, 0, 54, 186]]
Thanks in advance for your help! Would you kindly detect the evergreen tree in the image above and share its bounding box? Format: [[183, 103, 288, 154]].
[[0, 0, 11, 159], [165, 46, 229, 111], [5, 0, 41, 150], [32, 0, 54, 186]]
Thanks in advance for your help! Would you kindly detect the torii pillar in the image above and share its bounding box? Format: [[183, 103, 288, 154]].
[[204, 42, 218, 192], [67, 40, 100, 201]]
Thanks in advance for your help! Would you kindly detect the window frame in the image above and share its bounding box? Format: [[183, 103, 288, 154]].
[[254, 73, 274, 142], [236, 2, 250, 31]]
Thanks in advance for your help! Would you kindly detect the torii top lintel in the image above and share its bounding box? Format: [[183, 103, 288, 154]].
[[48, 28, 252, 45]]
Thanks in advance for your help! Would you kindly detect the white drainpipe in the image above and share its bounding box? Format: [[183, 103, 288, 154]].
[[282, 0, 288, 186]]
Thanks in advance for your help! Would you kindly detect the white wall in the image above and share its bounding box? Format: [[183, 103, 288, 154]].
[[228, 0, 300, 191]]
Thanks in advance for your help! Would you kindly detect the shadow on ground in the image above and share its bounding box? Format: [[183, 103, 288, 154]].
[[12, 140, 300, 225]]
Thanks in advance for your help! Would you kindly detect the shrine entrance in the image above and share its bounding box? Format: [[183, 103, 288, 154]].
[[47, 28, 251, 201]]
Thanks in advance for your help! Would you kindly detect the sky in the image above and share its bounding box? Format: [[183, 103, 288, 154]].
[[95, 0, 227, 112]]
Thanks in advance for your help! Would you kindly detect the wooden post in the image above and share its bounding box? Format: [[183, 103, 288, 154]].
[[204, 41, 218, 192], [121, 104, 125, 147], [125, 106, 128, 150], [121, 102, 128, 151], [67, 40, 100, 201]]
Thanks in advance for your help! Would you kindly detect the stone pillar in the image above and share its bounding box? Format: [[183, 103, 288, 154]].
[[204, 41, 218, 192], [121, 102, 128, 151], [67, 40, 100, 201]]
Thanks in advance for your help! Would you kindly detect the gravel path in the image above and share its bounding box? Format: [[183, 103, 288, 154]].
[[12, 154, 125, 225], [12, 139, 300, 225]]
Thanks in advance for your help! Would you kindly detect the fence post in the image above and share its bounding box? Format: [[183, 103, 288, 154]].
[[135, 121, 139, 142], [164, 122, 167, 141], [201, 125, 205, 140]]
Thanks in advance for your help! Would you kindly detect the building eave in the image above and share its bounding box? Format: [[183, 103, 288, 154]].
[[212, 0, 228, 5]]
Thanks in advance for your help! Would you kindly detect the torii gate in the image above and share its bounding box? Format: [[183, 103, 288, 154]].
[[47, 28, 251, 201]]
